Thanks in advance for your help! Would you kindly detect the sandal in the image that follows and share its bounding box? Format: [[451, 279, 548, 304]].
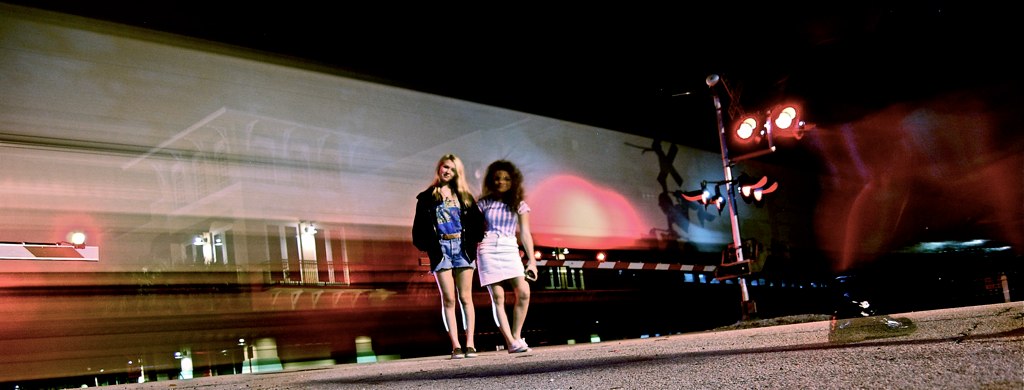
[[451, 347, 464, 359], [508, 338, 531, 353]]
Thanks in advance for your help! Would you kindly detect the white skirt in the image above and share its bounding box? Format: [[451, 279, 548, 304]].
[[477, 234, 524, 286]]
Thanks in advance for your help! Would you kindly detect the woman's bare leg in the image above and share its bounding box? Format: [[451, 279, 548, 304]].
[[434, 270, 461, 350], [454, 267, 476, 349], [486, 283, 515, 347], [510, 277, 531, 341]]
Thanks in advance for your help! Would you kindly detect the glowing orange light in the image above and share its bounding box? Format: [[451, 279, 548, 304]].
[[773, 106, 798, 130], [68, 231, 86, 246], [736, 117, 759, 140], [596, 252, 606, 261], [740, 175, 768, 198]]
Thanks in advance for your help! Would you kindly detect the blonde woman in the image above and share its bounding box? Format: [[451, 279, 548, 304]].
[[412, 154, 484, 359]]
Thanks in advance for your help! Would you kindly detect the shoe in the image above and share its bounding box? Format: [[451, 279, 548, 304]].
[[508, 338, 531, 354], [464, 347, 478, 358], [451, 347, 464, 359]]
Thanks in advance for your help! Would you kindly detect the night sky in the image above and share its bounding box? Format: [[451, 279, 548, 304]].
[[8, 2, 1019, 151]]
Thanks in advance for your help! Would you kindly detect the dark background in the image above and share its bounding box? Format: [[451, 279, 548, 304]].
[[7, 2, 1020, 153]]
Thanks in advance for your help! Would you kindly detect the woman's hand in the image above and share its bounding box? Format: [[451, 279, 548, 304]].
[[524, 261, 538, 281]]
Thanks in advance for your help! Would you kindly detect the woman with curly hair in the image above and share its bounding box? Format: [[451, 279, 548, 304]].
[[476, 160, 538, 353]]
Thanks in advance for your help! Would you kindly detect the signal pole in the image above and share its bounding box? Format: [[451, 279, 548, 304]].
[[706, 74, 754, 320]]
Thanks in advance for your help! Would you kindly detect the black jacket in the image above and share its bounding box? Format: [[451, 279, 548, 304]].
[[412, 187, 485, 270]]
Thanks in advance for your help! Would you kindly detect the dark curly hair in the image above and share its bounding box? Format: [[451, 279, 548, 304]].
[[480, 160, 525, 212]]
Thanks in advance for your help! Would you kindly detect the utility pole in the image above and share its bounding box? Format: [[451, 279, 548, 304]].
[[706, 74, 755, 320]]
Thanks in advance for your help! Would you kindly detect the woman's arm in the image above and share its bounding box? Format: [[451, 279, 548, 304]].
[[462, 199, 485, 245], [518, 211, 538, 280], [411, 195, 435, 252]]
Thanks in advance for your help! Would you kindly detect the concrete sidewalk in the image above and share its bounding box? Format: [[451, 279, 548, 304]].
[[109, 302, 1023, 389]]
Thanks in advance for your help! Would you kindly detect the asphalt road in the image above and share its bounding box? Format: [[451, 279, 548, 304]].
[[107, 302, 1022, 389]]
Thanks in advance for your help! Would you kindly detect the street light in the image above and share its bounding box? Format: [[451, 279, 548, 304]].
[[736, 173, 779, 206], [678, 180, 726, 214], [694, 74, 803, 320], [728, 102, 807, 163], [769, 103, 807, 139], [67, 231, 87, 249]]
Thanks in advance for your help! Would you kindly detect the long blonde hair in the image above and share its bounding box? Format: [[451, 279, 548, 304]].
[[431, 153, 475, 206]]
